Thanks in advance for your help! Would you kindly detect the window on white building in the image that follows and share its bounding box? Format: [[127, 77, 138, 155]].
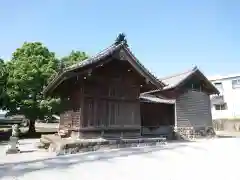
[[214, 82, 223, 91], [214, 103, 227, 110], [232, 79, 240, 89]]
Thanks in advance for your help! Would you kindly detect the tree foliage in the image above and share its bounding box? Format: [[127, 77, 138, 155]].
[[2, 42, 89, 133], [0, 59, 8, 108], [5, 42, 60, 132], [61, 50, 88, 68]]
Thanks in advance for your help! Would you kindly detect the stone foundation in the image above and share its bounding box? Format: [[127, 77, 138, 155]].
[[175, 126, 215, 140], [38, 134, 62, 149], [78, 128, 141, 139], [48, 137, 167, 156]]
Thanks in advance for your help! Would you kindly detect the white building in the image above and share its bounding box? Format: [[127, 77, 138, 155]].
[[209, 74, 240, 120]]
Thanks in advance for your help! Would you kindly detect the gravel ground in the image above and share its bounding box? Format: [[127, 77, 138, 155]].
[[0, 137, 239, 180]]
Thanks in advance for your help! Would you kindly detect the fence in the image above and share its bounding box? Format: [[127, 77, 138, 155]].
[[213, 119, 240, 132]]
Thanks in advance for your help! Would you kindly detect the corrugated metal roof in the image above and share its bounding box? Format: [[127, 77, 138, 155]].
[[140, 94, 175, 104]]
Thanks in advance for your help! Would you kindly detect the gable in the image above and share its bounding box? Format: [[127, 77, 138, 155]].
[[177, 69, 219, 94], [160, 69, 193, 90], [43, 42, 165, 96], [160, 67, 218, 94], [115, 47, 165, 87], [144, 67, 219, 97]]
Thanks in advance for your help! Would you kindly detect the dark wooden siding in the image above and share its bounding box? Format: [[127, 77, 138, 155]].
[[141, 103, 174, 138], [81, 75, 141, 129], [57, 59, 153, 138], [176, 90, 213, 130], [58, 86, 82, 133], [83, 98, 135, 127], [59, 110, 73, 129], [141, 103, 174, 127]]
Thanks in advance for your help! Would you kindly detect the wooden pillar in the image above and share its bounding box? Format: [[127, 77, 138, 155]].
[[80, 87, 85, 128], [174, 101, 177, 131]]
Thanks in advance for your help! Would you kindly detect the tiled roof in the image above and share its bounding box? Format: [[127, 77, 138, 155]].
[[143, 66, 219, 95], [43, 41, 165, 95], [45, 43, 122, 93], [66, 43, 122, 72], [160, 67, 198, 90]]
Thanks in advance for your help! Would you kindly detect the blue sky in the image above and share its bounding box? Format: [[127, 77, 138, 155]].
[[0, 0, 239, 77]]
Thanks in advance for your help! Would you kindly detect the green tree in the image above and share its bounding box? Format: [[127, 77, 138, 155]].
[[0, 59, 8, 108], [5, 42, 60, 133], [61, 50, 88, 68]]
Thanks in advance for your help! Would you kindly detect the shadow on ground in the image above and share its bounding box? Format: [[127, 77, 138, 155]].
[[20, 131, 56, 139], [0, 129, 56, 141], [216, 135, 235, 138], [0, 143, 189, 178]]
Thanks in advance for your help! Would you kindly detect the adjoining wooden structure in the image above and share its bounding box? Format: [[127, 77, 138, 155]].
[[44, 39, 219, 139], [44, 41, 165, 138], [143, 67, 219, 138], [139, 94, 175, 138]]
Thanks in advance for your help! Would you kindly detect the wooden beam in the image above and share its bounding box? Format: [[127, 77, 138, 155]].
[[79, 125, 141, 131]]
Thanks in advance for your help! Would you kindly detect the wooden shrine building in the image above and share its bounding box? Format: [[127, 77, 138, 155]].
[[44, 37, 219, 139]]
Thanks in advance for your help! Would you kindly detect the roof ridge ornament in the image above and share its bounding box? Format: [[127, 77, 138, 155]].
[[193, 66, 198, 71], [114, 33, 128, 46]]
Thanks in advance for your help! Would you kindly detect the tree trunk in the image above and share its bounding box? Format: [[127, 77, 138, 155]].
[[28, 119, 36, 133]]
